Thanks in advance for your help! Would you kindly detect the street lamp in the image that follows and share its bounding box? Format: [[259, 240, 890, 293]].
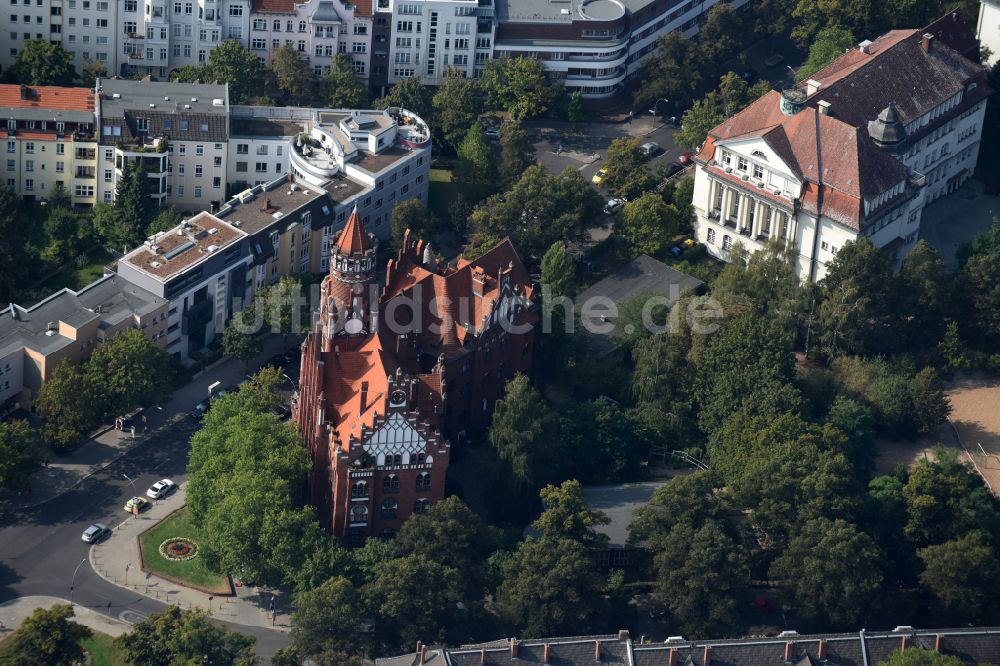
[[69, 557, 87, 602], [648, 98, 670, 117], [122, 473, 137, 497]]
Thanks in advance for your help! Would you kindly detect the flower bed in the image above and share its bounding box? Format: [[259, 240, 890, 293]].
[[159, 537, 198, 561]]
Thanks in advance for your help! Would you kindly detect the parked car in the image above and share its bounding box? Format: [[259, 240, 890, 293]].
[[665, 163, 684, 178], [81, 523, 109, 543], [640, 141, 660, 157], [764, 54, 785, 68], [123, 496, 150, 514], [592, 167, 609, 185], [677, 151, 694, 166], [603, 198, 626, 215], [191, 399, 211, 419], [146, 479, 176, 500]]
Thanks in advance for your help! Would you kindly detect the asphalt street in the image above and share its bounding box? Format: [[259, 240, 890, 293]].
[[0, 361, 299, 661]]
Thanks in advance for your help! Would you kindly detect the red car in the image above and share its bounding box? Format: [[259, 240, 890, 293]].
[[677, 151, 694, 166]]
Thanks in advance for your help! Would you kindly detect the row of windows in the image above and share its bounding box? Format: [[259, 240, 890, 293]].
[[350, 472, 431, 497], [349, 498, 430, 523]]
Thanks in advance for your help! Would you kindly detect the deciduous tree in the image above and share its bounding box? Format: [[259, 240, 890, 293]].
[[488, 374, 559, 497], [0, 420, 40, 490], [496, 537, 604, 637], [882, 650, 966, 666], [4, 604, 91, 665], [114, 160, 155, 249], [770, 518, 884, 626], [498, 122, 536, 188], [532, 480, 610, 548], [268, 43, 316, 103], [602, 137, 654, 200], [322, 55, 367, 108], [86, 329, 174, 416], [34, 360, 105, 451], [918, 532, 1000, 618], [539, 240, 576, 298], [9, 39, 76, 85], [481, 56, 558, 120], [676, 94, 724, 151], [617, 193, 680, 257], [203, 39, 266, 105], [223, 307, 263, 368], [375, 76, 433, 119], [115, 606, 255, 665], [290, 577, 371, 659], [432, 68, 483, 149], [455, 123, 498, 187], [798, 27, 856, 79], [391, 198, 433, 249]]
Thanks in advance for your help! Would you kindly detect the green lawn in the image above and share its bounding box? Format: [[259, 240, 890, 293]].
[[137, 508, 231, 594], [81, 632, 127, 666], [428, 168, 493, 219], [0, 629, 124, 665], [36, 247, 118, 294]]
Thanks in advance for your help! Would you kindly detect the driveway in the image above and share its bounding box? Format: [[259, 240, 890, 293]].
[[918, 179, 999, 269]]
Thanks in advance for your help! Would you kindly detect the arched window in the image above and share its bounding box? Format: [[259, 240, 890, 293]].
[[351, 481, 368, 498], [416, 472, 431, 491], [413, 498, 430, 514], [751, 150, 767, 160], [392, 453, 403, 465], [349, 504, 368, 524], [381, 498, 398, 518], [707, 228, 716, 245], [382, 474, 399, 493], [722, 235, 733, 251]]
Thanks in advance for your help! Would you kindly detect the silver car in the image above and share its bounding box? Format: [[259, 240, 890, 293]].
[[81, 523, 109, 543]]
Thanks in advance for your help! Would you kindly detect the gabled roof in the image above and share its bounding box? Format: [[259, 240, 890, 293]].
[[0, 84, 94, 112], [801, 27, 987, 129]]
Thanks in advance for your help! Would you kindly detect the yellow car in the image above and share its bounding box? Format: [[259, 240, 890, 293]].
[[591, 167, 608, 185], [123, 496, 150, 514]]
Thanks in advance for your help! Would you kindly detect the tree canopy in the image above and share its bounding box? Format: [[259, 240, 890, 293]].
[[115, 606, 256, 665]]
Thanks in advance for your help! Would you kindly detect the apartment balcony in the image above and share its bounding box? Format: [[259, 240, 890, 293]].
[[75, 148, 96, 160], [565, 66, 625, 82], [75, 167, 95, 179], [566, 49, 627, 63]]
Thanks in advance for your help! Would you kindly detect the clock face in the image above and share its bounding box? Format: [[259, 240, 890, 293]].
[[390, 389, 406, 406]]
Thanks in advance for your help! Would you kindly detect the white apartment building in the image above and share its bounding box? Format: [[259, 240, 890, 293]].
[[248, 0, 372, 78], [116, 211, 251, 360], [1, 84, 98, 205], [978, 0, 1000, 65], [95, 78, 231, 212], [492, 0, 751, 99], [118, 0, 251, 78], [690, 27, 988, 283], [381, 0, 482, 85], [2, 0, 118, 73]]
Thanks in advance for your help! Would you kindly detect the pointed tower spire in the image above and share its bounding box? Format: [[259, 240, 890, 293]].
[[334, 206, 374, 257]]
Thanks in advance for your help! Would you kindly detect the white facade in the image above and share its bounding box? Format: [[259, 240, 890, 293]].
[[2, 0, 118, 73], [978, 0, 1000, 66], [382, 0, 480, 85]]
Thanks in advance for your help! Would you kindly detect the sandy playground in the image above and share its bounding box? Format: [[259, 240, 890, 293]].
[[946, 376, 1000, 494]]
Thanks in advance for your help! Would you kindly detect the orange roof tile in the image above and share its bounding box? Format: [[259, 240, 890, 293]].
[[15, 131, 59, 141], [251, 0, 296, 12], [0, 84, 94, 112], [334, 208, 374, 255]]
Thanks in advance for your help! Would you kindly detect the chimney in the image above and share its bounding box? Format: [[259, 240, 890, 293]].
[[785, 642, 798, 661], [359, 381, 369, 413], [416, 642, 422, 658], [921, 32, 934, 52], [817, 640, 827, 660], [618, 630, 630, 641], [934, 635, 943, 653], [858, 39, 873, 54], [817, 100, 832, 116], [668, 648, 679, 666], [703, 646, 711, 664], [595, 640, 602, 661], [806, 79, 822, 96], [419, 645, 428, 666], [510, 639, 519, 658], [901, 636, 910, 652], [543, 644, 551, 664], [19, 84, 29, 100]]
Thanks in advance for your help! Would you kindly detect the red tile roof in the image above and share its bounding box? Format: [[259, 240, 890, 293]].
[[352, 0, 373, 16], [0, 84, 94, 112], [334, 207, 375, 255], [251, 0, 296, 13], [15, 131, 59, 141]]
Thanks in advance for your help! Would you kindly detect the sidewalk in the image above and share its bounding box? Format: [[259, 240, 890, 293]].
[[0, 334, 297, 510], [0, 595, 131, 638], [90, 482, 293, 632]]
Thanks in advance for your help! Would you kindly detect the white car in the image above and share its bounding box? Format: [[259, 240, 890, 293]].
[[146, 479, 176, 499], [604, 198, 626, 215]]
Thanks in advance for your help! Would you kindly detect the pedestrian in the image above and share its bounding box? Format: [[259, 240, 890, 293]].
[[130, 425, 136, 440], [629, 110, 633, 124], [141, 414, 148, 433]]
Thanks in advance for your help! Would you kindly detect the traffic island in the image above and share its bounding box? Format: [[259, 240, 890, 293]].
[[136, 507, 233, 596]]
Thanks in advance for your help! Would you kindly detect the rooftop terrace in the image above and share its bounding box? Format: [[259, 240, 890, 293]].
[[122, 212, 245, 281]]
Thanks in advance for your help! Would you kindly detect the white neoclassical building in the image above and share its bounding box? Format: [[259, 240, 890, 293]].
[[691, 23, 989, 282]]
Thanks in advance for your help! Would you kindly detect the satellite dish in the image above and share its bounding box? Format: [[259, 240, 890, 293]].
[[345, 318, 363, 335]]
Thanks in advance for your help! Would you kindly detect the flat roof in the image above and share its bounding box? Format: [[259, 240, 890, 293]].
[[497, 0, 638, 22], [583, 479, 669, 547], [352, 145, 411, 173], [230, 117, 305, 137], [217, 178, 325, 235], [323, 172, 369, 203], [97, 78, 229, 118], [0, 274, 166, 358], [317, 110, 394, 131], [121, 212, 245, 282]]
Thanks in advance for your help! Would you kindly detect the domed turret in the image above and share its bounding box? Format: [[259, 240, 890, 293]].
[[867, 102, 907, 151]]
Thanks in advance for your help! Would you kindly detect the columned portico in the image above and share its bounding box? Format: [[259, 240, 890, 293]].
[[705, 178, 795, 246]]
